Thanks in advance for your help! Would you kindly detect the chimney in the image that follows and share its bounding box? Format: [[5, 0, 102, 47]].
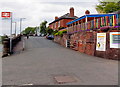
[[85, 10, 90, 15], [70, 7, 74, 17], [55, 16, 58, 20]]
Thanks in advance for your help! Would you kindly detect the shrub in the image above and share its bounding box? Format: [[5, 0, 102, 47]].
[[54, 29, 67, 36], [54, 32, 58, 36]]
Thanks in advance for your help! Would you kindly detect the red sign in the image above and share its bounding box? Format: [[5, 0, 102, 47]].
[[1, 12, 11, 18]]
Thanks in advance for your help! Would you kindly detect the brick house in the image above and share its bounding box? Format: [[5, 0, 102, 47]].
[[49, 7, 77, 30]]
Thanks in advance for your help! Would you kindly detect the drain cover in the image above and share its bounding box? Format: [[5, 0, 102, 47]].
[[22, 83, 33, 85], [54, 75, 77, 84]]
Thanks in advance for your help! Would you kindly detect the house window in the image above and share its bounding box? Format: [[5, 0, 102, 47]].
[[58, 21, 60, 27], [54, 23, 56, 28]]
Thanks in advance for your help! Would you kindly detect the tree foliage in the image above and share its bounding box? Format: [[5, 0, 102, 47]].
[[40, 21, 47, 35], [22, 27, 36, 35], [96, 0, 120, 13], [46, 27, 53, 35]]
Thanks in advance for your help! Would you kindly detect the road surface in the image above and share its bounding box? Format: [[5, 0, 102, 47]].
[[2, 37, 118, 85]]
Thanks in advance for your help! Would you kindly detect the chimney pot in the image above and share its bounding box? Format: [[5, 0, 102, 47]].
[[85, 10, 90, 15], [55, 16, 58, 20]]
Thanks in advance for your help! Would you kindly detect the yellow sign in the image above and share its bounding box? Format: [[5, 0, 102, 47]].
[[96, 33, 106, 51]]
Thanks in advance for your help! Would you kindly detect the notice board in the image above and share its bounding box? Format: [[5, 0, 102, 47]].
[[110, 32, 120, 48], [96, 33, 106, 51]]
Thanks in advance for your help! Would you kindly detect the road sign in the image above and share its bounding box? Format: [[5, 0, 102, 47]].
[[1, 12, 13, 53], [1, 12, 11, 18]]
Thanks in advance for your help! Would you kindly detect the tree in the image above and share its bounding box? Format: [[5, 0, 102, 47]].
[[46, 27, 53, 35], [96, 0, 120, 13], [40, 21, 47, 35], [22, 27, 36, 35]]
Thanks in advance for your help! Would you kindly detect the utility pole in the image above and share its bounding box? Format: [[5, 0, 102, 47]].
[[20, 18, 25, 34]]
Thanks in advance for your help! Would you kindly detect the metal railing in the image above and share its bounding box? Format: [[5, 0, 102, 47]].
[[67, 14, 120, 34]]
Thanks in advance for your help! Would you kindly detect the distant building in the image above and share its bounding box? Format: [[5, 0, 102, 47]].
[[49, 7, 77, 30]]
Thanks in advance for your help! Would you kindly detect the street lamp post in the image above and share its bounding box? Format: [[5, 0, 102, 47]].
[[20, 18, 25, 34], [13, 22, 17, 36], [10, 12, 13, 53]]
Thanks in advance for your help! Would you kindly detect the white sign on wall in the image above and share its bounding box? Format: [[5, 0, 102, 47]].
[[110, 32, 120, 48], [96, 33, 106, 51]]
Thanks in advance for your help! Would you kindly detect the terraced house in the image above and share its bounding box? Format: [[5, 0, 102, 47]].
[[49, 7, 77, 30]]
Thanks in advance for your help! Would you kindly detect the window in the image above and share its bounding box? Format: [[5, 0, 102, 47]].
[[54, 23, 56, 28], [58, 21, 60, 27]]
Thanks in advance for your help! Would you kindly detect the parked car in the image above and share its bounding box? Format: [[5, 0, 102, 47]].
[[46, 35, 54, 40], [40, 34, 45, 37]]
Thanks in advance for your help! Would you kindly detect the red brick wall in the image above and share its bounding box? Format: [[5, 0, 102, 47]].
[[54, 30, 120, 60], [62, 19, 74, 28], [54, 34, 67, 47], [49, 19, 74, 30], [95, 30, 120, 60], [70, 31, 96, 55]]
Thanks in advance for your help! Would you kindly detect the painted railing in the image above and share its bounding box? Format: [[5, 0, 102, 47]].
[[67, 14, 120, 34]]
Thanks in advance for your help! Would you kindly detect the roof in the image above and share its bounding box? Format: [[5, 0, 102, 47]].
[[67, 14, 116, 25], [49, 13, 77, 25]]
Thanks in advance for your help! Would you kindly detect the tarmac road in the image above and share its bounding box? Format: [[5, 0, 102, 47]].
[[2, 37, 118, 85]]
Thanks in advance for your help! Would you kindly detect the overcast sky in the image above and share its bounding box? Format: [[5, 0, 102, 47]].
[[0, 0, 99, 35]]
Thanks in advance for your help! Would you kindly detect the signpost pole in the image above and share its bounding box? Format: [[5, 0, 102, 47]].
[[10, 12, 12, 53], [1, 12, 13, 54]]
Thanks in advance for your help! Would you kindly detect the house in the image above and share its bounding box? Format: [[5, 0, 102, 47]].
[[49, 7, 77, 30]]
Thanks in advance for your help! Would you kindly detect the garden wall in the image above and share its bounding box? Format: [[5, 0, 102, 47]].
[[2, 35, 22, 57], [70, 31, 96, 55], [54, 29, 120, 60], [95, 30, 120, 60], [54, 34, 67, 47]]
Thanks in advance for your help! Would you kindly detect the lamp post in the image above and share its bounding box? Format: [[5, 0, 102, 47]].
[[12, 22, 17, 36], [10, 12, 13, 53], [20, 18, 26, 34]]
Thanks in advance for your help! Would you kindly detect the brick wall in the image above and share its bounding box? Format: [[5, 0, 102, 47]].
[[70, 31, 96, 55], [54, 34, 67, 47], [49, 19, 74, 30], [95, 30, 120, 60], [54, 30, 120, 60]]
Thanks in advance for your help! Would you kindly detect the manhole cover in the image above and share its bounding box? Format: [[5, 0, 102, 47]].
[[22, 83, 33, 85], [54, 75, 78, 84]]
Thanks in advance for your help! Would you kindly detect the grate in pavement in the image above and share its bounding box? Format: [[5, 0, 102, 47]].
[[54, 75, 78, 84], [22, 83, 33, 85]]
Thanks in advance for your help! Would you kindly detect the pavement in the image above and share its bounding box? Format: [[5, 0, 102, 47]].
[[2, 37, 118, 85], [13, 37, 24, 54]]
